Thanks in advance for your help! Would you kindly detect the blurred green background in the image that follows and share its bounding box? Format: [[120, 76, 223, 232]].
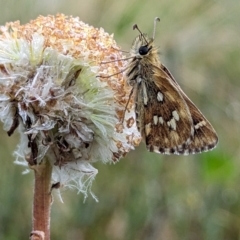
[[0, 0, 239, 239]]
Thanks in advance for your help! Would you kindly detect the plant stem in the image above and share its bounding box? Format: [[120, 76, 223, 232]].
[[30, 158, 52, 240]]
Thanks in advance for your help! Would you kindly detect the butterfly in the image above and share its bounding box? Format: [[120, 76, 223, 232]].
[[125, 17, 218, 155]]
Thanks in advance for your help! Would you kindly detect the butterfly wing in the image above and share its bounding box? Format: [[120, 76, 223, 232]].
[[135, 65, 194, 154], [135, 63, 218, 155], [161, 64, 218, 154]]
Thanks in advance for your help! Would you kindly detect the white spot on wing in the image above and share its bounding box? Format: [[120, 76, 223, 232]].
[[184, 149, 189, 155], [145, 123, 151, 136], [153, 115, 158, 125], [191, 127, 194, 136], [172, 110, 179, 121], [186, 137, 191, 145], [142, 82, 148, 105], [153, 146, 159, 153], [164, 148, 170, 154], [159, 116, 164, 124], [157, 91, 163, 102], [194, 120, 206, 130], [167, 118, 177, 131]]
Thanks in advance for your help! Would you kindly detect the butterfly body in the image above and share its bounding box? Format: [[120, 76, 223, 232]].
[[125, 26, 218, 155]]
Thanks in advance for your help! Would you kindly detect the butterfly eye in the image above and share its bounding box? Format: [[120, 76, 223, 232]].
[[139, 45, 149, 55]]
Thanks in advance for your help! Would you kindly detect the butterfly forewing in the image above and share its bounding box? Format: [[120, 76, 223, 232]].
[[125, 21, 218, 155], [160, 64, 218, 154], [135, 73, 193, 153]]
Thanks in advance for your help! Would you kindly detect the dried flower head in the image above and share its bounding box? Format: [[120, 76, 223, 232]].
[[0, 14, 141, 198]]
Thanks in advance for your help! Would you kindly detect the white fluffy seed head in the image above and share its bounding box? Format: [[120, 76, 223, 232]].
[[0, 14, 141, 198]]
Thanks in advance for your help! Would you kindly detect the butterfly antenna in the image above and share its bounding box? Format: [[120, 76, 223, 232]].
[[152, 17, 160, 40], [133, 24, 148, 45]]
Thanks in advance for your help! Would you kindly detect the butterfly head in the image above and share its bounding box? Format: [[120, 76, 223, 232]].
[[131, 17, 160, 57], [132, 33, 153, 56]]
